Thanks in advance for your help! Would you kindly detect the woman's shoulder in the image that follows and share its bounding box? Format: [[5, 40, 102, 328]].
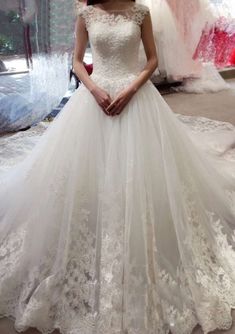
[[133, 3, 149, 12], [76, 3, 94, 19], [132, 3, 150, 24]]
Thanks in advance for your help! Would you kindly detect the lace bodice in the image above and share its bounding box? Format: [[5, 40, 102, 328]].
[[77, 4, 149, 82]]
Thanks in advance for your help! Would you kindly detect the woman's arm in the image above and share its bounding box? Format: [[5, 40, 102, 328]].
[[107, 11, 158, 116], [73, 16, 95, 92], [73, 15, 112, 114], [129, 11, 159, 92]]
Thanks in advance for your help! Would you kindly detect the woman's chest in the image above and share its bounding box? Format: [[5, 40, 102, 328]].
[[87, 20, 141, 52]]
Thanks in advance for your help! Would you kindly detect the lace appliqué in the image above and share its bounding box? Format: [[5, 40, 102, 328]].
[[176, 114, 235, 133], [0, 191, 98, 334], [181, 178, 235, 333]]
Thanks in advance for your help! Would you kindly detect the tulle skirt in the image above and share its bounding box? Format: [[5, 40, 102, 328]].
[[0, 76, 235, 334]]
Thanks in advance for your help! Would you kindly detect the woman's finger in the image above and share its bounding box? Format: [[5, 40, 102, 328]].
[[106, 98, 119, 113], [111, 103, 123, 116], [111, 98, 124, 115], [112, 99, 126, 115], [104, 96, 112, 106], [110, 103, 121, 116], [102, 107, 110, 116], [103, 102, 111, 110], [99, 102, 110, 116], [107, 94, 112, 104]]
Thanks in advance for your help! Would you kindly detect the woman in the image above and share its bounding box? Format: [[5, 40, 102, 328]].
[[0, 0, 235, 333]]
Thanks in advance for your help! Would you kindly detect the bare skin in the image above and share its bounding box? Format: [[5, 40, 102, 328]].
[[73, 0, 158, 116]]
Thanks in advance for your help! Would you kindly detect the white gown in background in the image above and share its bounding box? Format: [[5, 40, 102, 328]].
[[138, 0, 229, 93], [0, 4, 235, 334], [166, 0, 214, 56]]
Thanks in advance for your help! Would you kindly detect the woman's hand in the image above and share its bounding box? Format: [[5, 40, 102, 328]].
[[91, 86, 112, 116], [106, 86, 136, 116]]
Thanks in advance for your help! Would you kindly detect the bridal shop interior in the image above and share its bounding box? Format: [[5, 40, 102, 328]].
[[0, 0, 235, 333], [0, 0, 235, 170]]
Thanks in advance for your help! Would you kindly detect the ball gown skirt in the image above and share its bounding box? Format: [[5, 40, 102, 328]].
[[0, 3, 235, 334], [0, 74, 235, 334]]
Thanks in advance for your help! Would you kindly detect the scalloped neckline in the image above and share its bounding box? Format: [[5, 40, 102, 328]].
[[90, 3, 138, 14]]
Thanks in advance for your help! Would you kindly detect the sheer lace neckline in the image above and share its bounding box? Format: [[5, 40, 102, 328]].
[[90, 3, 137, 13], [78, 3, 149, 28]]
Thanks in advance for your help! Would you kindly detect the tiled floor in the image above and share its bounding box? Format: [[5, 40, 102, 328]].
[[165, 79, 235, 126]]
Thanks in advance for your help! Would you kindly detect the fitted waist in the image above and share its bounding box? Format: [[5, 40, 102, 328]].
[[89, 72, 153, 98], [90, 72, 139, 91], [91, 57, 141, 79], [91, 67, 140, 79]]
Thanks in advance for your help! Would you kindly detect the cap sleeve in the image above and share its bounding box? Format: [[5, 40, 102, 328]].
[[133, 4, 150, 26], [76, 4, 93, 29], [76, 3, 86, 18]]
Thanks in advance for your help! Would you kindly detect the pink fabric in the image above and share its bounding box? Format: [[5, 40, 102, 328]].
[[194, 17, 235, 68], [230, 48, 235, 65]]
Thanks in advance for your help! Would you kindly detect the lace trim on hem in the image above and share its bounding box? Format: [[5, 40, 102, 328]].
[[0, 304, 235, 334]]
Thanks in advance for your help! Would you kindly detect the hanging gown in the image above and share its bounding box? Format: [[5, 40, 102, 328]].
[[166, 0, 215, 56], [194, 4, 235, 69], [138, 0, 229, 93], [0, 4, 235, 334], [137, 0, 202, 81]]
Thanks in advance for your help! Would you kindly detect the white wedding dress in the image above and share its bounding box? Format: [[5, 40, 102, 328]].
[[1, 4, 235, 334]]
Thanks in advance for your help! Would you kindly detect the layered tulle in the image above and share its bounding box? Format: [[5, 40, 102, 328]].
[[0, 74, 235, 334]]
